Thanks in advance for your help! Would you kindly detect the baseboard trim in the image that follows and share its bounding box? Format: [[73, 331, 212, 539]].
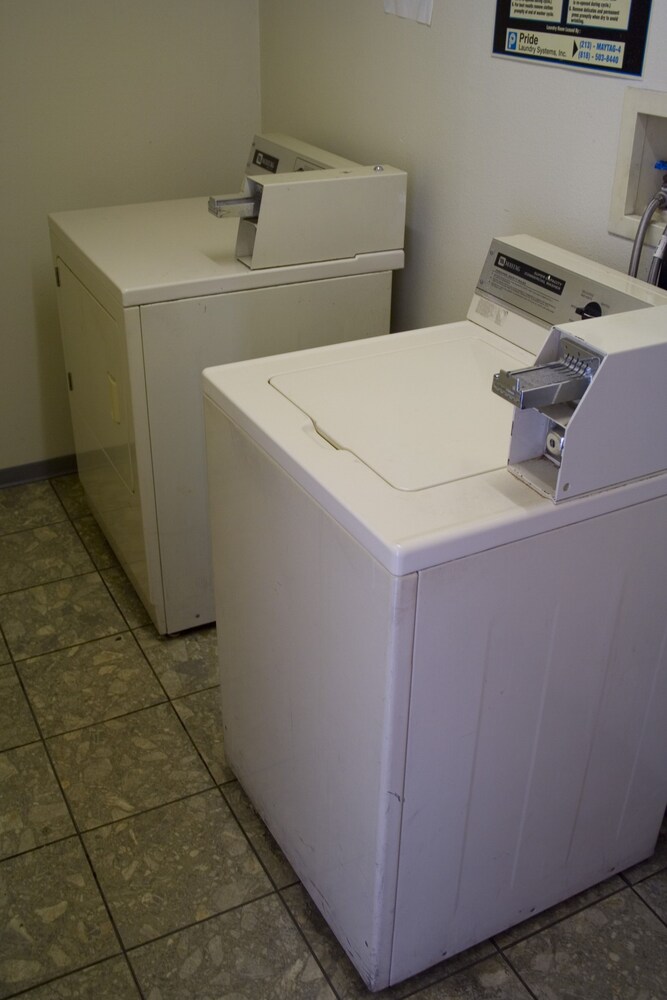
[[0, 455, 78, 488]]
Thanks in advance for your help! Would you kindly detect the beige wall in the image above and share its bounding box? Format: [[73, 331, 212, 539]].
[[1, 0, 260, 475], [4, 2, 667, 476], [259, 1, 667, 332]]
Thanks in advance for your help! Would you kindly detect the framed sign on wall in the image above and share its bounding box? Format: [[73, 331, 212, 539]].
[[493, 1, 653, 76]]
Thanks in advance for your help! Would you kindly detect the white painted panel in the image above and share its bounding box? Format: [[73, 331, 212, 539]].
[[142, 271, 391, 632], [391, 495, 667, 982], [205, 401, 418, 989]]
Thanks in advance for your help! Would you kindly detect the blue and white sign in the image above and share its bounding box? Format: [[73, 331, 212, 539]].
[[493, 0, 652, 76]]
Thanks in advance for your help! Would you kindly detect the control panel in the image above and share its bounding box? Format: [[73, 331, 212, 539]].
[[476, 238, 653, 328]]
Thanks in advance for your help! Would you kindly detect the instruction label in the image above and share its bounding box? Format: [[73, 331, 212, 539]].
[[487, 252, 566, 319], [493, 0, 652, 75], [495, 253, 566, 296]]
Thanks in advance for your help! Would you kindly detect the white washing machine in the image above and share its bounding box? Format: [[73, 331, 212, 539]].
[[49, 135, 406, 633], [203, 236, 667, 991]]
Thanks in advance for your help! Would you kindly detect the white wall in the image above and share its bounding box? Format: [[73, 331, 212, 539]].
[[5, 2, 667, 477], [259, 0, 667, 332], [1, 0, 260, 476]]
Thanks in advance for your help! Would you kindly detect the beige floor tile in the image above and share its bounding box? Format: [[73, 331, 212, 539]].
[[0, 742, 74, 858], [84, 789, 271, 947], [47, 703, 213, 830], [19, 633, 165, 736], [508, 889, 667, 1000], [0, 573, 126, 660], [0, 523, 92, 595], [134, 623, 218, 697], [172, 686, 233, 784], [9, 956, 140, 999], [223, 780, 298, 890], [0, 663, 39, 750], [0, 482, 66, 535], [130, 894, 334, 1000], [0, 838, 118, 997]]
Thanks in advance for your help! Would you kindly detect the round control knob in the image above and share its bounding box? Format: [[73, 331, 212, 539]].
[[575, 301, 602, 320]]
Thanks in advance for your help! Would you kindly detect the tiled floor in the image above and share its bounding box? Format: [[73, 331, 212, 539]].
[[1, 475, 667, 999]]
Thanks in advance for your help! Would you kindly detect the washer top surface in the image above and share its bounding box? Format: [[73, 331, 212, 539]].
[[270, 335, 519, 491], [204, 319, 667, 576], [49, 197, 403, 307]]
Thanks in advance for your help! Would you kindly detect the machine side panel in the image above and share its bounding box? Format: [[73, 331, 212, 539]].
[[55, 261, 164, 628], [391, 497, 667, 983], [142, 270, 392, 634], [204, 400, 417, 991], [56, 260, 134, 492]]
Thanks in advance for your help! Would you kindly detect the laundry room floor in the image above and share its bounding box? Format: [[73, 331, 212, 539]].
[[1, 474, 667, 1000]]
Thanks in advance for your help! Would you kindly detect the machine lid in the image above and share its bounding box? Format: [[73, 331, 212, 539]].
[[270, 335, 526, 491], [205, 320, 667, 576]]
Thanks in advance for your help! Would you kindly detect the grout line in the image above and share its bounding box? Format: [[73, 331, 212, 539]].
[[494, 949, 541, 1000], [6, 478, 327, 998], [629, 881, 667, 931], [0, 566, 107, 600], [491, 881, 629, 952], [35, 685, 171, 742], [0, 955, 137, 1000], [77, 785, 220, 836], [219, 781, 289, 893], [276, 886, 343, 1000], [122, 887, 280, 954], [2, 474, 667, 999], [1, 619, 142, 997]]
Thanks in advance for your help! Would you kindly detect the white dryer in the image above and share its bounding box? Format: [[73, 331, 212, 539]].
[[49, 135, 406, 633], [203, 236, 667, 991]]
